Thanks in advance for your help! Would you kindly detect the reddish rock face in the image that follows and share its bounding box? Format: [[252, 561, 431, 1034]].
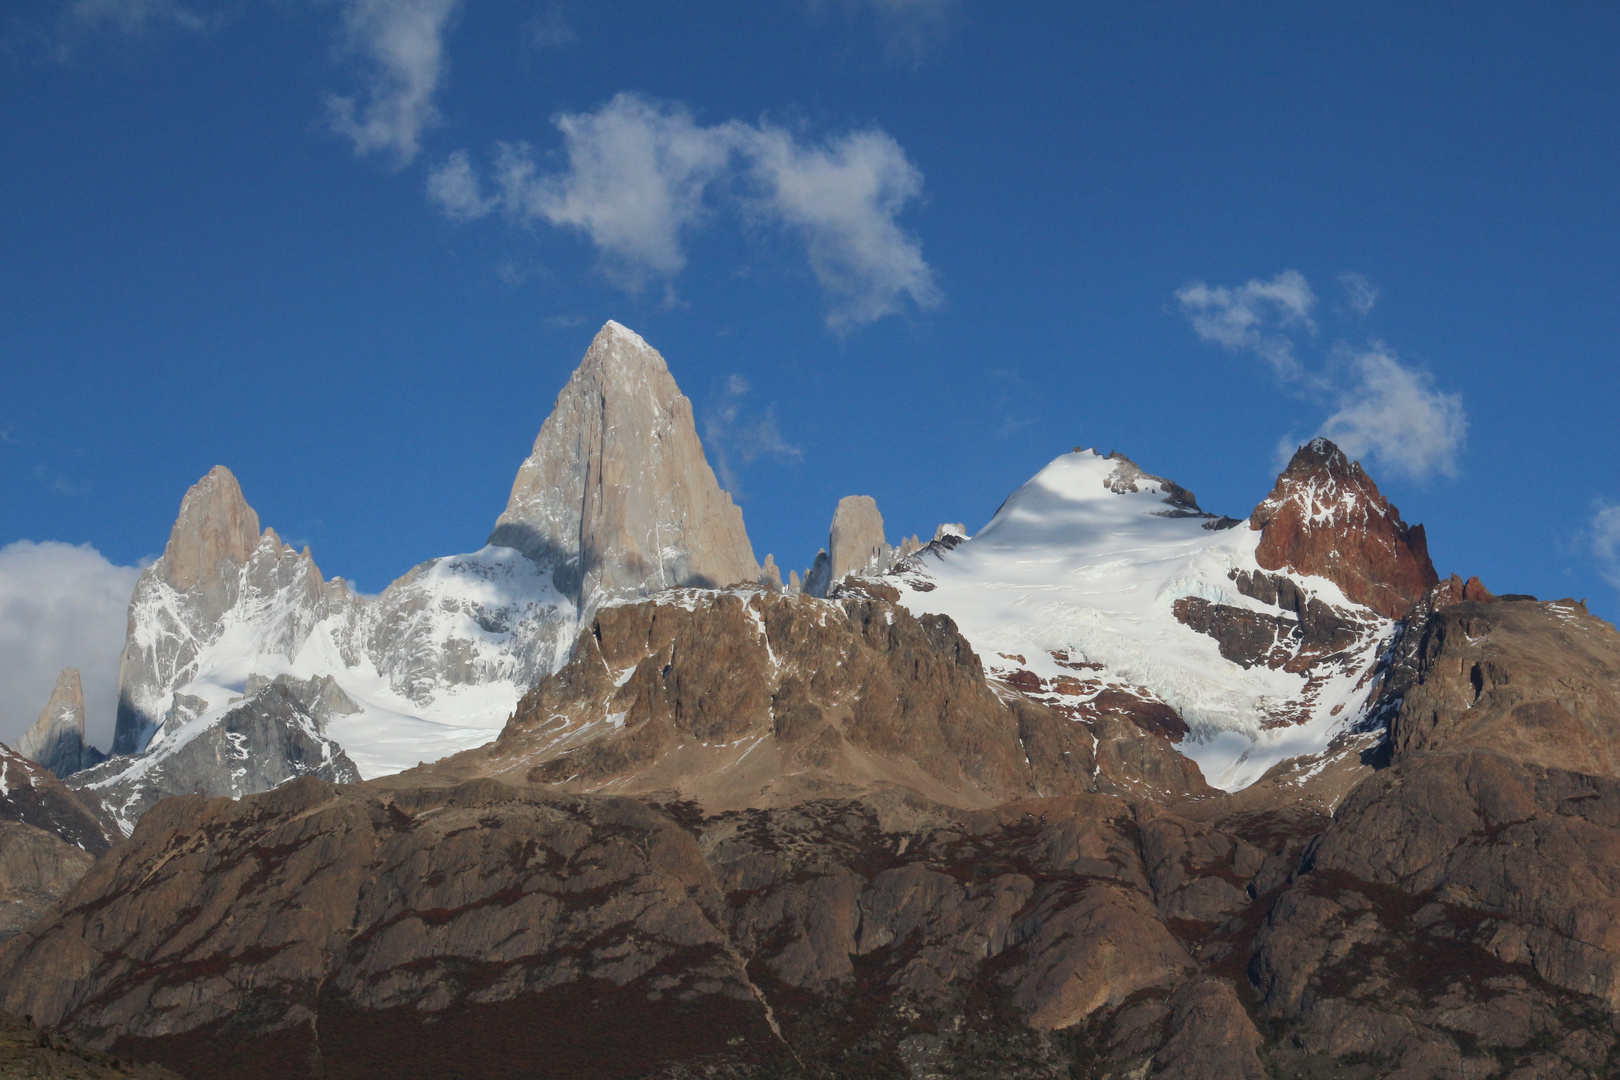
[[1249, 439, 1438, 619]]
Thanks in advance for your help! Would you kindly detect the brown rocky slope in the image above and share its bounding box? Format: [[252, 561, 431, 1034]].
[[3, 584, 1620, 1077]]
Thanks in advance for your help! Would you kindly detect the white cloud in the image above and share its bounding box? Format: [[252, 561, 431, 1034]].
[[808, 0, 964, 64], [0, 541, 140, 754], [424, 148, 493, 220], [1178, 270, 1468, 483], [327, 0, 462, 165], [1175, 269, 1317, 378], [744, 126, 940, 330], [431, 93, 940, 329], [1591, 503, 1620, 589], [1320, 346, 1467, 481], [491, 96, 738, 288], [1339, 271, 1379, 316]]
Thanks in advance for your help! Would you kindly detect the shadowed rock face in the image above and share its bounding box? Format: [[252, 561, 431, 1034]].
[[0, 741, 117, 941], [0, 743, 116, 856], [19, 668, 105, 779], [0, 777, 1290, 1080], [0, 1010, 183, 1079], [489, 321, 759, 610], [1250, 439, 1439, 620]]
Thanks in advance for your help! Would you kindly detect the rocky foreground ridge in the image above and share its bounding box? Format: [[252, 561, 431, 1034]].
[[4, 584, 1620, 1078], [3, 321, 1619, 1079]]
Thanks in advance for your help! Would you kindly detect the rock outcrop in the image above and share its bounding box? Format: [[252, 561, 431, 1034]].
[[0, 821, 93, 944], [19, 669, 104, 779], [0, 742, 116, 855], [489, 321, 759, 610], [1249, 438, 1439, 619], [829, 494, 891, 582]]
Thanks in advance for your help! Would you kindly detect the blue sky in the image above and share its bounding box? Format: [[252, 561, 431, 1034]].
[[3, 1, 1619, 741]]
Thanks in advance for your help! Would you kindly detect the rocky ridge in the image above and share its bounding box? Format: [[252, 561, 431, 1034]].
[[6, 585, 1620, 1079]]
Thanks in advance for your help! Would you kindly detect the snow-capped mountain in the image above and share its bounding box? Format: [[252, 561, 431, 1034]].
[[81, 322, 762, 827], [888, 442, 1431, 790], [104, 470, 574, 786]]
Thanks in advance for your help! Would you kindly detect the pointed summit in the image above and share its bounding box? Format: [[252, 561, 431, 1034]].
[[1249, 438, 1438, 619], [114, 465, 284, 755], [18, 668, 102, 779], [489, 322, 759, 609], [160, 465, 261, 594]]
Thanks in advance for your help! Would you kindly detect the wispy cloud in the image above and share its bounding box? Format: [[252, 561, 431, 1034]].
[[807, 0, 965, 65], [1175, 269, 1316, 378], [32, 463, 86, 496], [1177, 270, 1466, 482], [0, 540, 140, 752], [326, 0, 462, 166], [66, 0, 223, 37], [1591, 502, 1620, 590], [424, 148, 494, 220], [1321, 346, 1467, 481], [1339, 271, 1379, 316], [745, 125, 939, 330], [427, 92, 940, 329], [702, 375, 803, 497], [525, 4, 577, 50]]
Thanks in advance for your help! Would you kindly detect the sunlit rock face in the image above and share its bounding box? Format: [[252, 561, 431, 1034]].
[[1250, 437, 1439, 620], [489, 320, 759, 614]]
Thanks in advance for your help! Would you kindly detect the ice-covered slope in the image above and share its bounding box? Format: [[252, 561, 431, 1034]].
[[112, 528, 576, 782], [892, 448, 1394, 790]]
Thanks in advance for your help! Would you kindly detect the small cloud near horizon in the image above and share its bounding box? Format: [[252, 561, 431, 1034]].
[[1591, 502, 1620, 590]]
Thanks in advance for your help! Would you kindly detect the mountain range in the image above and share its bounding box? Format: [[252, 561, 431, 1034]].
[[1, 322, 1617, 1079]]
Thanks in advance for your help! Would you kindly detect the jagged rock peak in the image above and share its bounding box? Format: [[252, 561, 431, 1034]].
[[829, 495, 890, 581], [488, 321, 759, 609], [18, 669, 101, 779], [1249, 438, 1438, 619], [758, 554, 783, 592], [160, 465, 261, 592]]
